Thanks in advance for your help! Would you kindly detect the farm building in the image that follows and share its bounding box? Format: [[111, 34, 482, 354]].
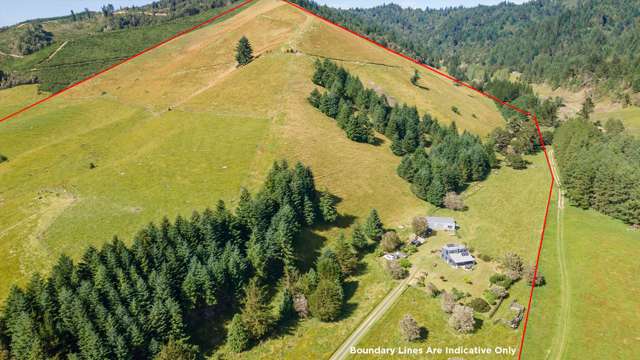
[[441, 244, 475, 268], [426, 216, 456, 233], [384, 251, 408, 261]]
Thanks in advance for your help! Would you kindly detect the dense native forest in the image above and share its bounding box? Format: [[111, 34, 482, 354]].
[[554, 119, 640, 225], [0, 161, 376, 359], [292, 0, 640, 94], [308, 59, 500, 207], [0, 0, 242, 92]]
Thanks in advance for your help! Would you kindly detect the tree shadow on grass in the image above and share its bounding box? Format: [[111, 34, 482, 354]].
[[296, 228, 327, 272], [419, 327, 429, 341], [339, 280, 360, 320], [187, 305, 234, 355], [473, 317, 485, 333], [313, 213, 357, 231], [369, 136, 385, 147], [353, 260, 369, 277]]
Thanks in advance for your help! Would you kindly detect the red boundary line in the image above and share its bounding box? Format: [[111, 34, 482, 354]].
[[0, 0, 256, 124], [280, 1, 554, 359], [1, 0, 554, 356]]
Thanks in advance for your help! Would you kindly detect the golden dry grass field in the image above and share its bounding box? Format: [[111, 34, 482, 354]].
[[0, 0, 549, 358]]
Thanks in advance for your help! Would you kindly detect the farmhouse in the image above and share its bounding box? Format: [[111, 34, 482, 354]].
[[441, 244, 475, 268], [427, 216, 456, 233]]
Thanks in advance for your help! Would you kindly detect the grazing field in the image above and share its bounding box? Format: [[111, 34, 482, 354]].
[[0, 0, 525, 357], [0, 84, 45, 118], [425, 153, 552, 260], [523, 202, 640, 360], [0, 1, 255, 93], [0, 0, 497, 305]]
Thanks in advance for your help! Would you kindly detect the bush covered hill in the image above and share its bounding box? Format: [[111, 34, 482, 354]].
[[0, 0, 246, 92], [291, 0, 640, 95]]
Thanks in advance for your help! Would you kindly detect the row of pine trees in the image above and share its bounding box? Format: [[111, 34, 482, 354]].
[[307, 58, 496, 206], [0, 160, 346, 359]]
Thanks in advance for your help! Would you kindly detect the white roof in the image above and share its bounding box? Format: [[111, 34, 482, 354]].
[[383, 253, 396, 260], [427, 216, 456, 225], [449, 252, 475, 264], [442, 244, 466, 251]]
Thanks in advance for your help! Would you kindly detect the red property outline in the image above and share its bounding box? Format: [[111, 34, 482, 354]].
[[0, 0, 256, 124], [280, 1, 555, 359], [0, 0, 553, 357]]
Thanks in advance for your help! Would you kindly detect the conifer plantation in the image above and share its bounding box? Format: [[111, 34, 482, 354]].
[[308, 59, 496, 207], [554, 119, 640, 225], [0, 160, 349, 359]]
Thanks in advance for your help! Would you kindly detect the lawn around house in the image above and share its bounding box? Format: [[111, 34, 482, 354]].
[[345, 153, 550, 359]]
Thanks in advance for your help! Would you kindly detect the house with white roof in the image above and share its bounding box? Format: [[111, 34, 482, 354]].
[[441, 243, 475, 268]]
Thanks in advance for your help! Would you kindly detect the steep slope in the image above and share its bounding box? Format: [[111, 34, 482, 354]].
[[0, 0, 504, 301]]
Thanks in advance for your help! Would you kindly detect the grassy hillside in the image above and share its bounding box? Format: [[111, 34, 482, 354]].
[[0, 0, 538, 358], [0, 0, 505, 305], [0, 84, 45, 117], [0, 1, 252, 93], [523, 201, 640, 360]]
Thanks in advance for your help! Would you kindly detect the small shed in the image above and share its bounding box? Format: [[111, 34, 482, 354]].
[[427, 216, 456, 232], [410, 233, 427, 245]]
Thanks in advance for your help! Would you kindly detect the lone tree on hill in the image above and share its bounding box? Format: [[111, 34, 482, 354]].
[[235, 36, 253, 66], [441, 291, 455, 314], [449, 305, 476, 333], [399, 314, 422, 341]]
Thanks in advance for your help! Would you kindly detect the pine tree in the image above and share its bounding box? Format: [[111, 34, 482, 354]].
[[333, 234, 358, 276], [268, 204, 300, 268], [411, 167, 432, 200], [350, 223, 368, 251], [235, 36, 253, 66], [302, 196, 316, 226], [278, 288, 294, 322], [308, 88, 322, 108], [364, 209, 384, 241], [241, 278, 274, 340], [345, 113, 374, 143], [226, 314, 250, 353], [336, 100, 352, 129], [319, 192, 338, 223], [316, 249, 342, 283], [236, 188, 254, 229], [154, 340, 198, 360], [426, 175, 446, 207], [390, 133, 406, 156], [309, 280, 343, 322]]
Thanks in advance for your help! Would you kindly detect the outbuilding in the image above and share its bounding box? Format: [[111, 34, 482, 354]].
[[427, 216, 456, 233]]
